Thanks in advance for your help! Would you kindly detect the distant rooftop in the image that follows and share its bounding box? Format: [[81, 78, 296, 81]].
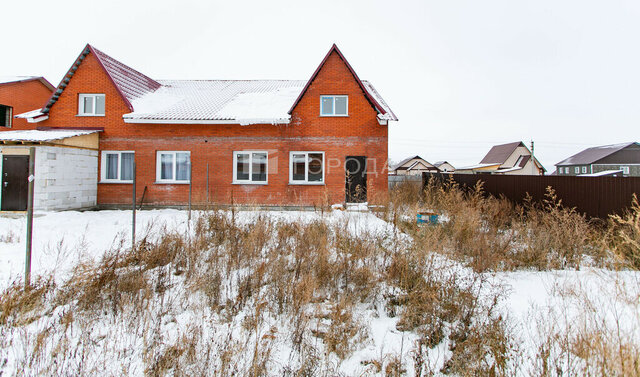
[[556, 142, 639, 166]]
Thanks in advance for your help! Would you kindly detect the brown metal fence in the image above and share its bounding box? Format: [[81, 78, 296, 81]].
[[423, 173, 640, 219]]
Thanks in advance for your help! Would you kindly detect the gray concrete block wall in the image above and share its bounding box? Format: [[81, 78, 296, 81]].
[[33, 146, 98, 211]]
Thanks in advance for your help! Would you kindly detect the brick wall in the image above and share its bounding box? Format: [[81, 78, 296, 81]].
[[38, 50, 389, 207], [0, 80, 53, 130]]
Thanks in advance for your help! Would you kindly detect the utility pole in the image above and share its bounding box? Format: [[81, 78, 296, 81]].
[[531, 140, 536, 175], [25, 147, 35, 289]]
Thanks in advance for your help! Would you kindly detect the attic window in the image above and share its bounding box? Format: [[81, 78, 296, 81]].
[[0, 105, 12, 128], [78, 94, 105, 116], [320, 96, 348, 116]]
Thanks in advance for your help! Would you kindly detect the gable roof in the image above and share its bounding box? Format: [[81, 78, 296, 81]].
[[0, 76, 54, 91], [392, 155, 423, 170], [480, 141, 525, 164], [30, 44, 396, 125], [41, 44, 161, 115], [556, 142, 639, 166], [287, 44, 397, 121]]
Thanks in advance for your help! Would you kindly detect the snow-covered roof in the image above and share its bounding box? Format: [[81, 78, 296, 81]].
[[0, 129, 99, 142], [495, 166, 523, 173], [556, 142, 639, 166], [122, 79, 395, 125], [0, 76, 37, 85], [0, 76, 54, 90], [457, 163, 502, 170], [580, 169, 624, 177], [15, 109, 47, 119], [124, 80, 305, 125]]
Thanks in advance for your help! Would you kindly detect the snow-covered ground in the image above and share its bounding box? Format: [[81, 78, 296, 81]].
[[0, 209, 638, 375], [0, 209, 399, 290]]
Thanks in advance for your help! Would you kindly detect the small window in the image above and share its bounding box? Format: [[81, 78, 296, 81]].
[[101, 151, 134, 182], [581, 166, 587, 174], [320, 95, 348, 116], [574, 167, 580, 174], [621, 166, 630, 175], [156, 151, 191, 183], [78, 94, 105, 116], [233, 151, 268, 184], [290, 152, 325, 184], [0, 105, 12, 128]]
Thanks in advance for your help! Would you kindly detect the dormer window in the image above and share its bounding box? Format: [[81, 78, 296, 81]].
[[78, 94, 105, 116], [320, 95, 348, 116], [0, 105, 12, 128]]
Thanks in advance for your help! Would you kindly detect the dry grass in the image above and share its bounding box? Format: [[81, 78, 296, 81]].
[[0, 182, 638, 375], [389, 177, 621, 272]]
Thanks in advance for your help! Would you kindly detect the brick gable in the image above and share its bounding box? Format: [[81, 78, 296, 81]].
[[0, 80, 53, 130]]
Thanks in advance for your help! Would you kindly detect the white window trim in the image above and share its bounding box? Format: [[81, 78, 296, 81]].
[[232, 151, 269, 185], [621, 166, 630, 175], [78, 94, 105, 116], [320, 95, 348, 117], [100, 151, 134, 183], [156, 151, 191, 184], [289, 151, 325, 185], [574, 166, 580, 174], [581, 166, 587, 174]]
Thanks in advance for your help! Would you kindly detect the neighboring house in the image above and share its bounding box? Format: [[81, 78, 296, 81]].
[[0, 76, 54, 130], [555, 142, 640, 177], [11, 43, 397, 209], [390, 155, 439, 176], [433, 161, 455, 173], [457, 141, 545, 175]]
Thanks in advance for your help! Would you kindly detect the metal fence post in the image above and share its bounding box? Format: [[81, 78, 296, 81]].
[[188, 161, 192, 221], [25, 147, 35, 289], [132, 160, 136, 251]]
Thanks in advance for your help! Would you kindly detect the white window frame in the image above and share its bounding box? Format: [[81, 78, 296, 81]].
[[574, 166, 580, 174], [581, 166, 587, 174], [78, 94, 106, 116], [232, 151, 268, 185], [289, 151, 325, 185], [156, 151, 191, 184], [621, 166, 630, 175], [101, 151, 135, 183], [320, 95, 348, 117]]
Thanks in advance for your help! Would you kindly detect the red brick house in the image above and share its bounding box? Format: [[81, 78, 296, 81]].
[[0, 77, 54, 130], [16, 44, 396, 208]]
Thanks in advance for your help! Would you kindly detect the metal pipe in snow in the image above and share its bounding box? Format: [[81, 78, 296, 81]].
[[25, 147, 35, 289], [132, 160, 136, 251]]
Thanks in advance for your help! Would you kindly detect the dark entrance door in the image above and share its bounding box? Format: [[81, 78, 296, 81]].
[[345, 156, 367, 203], [2, 155, 29, 211]]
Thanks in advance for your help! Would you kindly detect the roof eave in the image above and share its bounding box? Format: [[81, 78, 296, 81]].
[[122, 117, 292, 125]]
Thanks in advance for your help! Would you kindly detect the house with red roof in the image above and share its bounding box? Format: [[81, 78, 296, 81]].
[[10, 44, 396, 208]]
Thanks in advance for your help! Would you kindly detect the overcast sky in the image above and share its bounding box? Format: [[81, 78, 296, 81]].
[[2, 0, 639, 171]]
